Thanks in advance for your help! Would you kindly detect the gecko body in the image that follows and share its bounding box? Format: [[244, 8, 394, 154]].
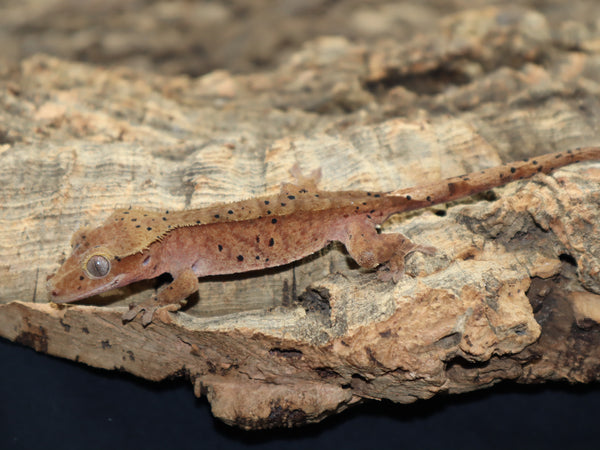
[[47, 147, 600, 325]]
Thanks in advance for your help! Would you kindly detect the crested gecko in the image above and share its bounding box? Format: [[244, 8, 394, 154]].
[[48, 147, 600, 325]]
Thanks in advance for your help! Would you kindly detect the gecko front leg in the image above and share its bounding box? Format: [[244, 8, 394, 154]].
[[122, 267, 199, 326], [343, 220, 435, 282]]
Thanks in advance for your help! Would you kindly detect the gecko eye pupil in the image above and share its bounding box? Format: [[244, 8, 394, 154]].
[[86, 255, 110, 278]]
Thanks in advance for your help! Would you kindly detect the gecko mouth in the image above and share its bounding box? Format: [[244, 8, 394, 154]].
[[48, 275, 126, 304]]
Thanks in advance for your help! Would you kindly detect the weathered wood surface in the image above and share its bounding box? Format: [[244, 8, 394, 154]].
[[1, 3, 600, 428]]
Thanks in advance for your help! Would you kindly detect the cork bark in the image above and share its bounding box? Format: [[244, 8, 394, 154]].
[[1, 2, 600, 429]]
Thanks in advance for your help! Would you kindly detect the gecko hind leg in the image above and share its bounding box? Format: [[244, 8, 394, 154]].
[[122, 267, 199, 326], [343, 220, 435, 282]]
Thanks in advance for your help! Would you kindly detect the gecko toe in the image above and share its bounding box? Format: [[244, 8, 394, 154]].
[[121, 306, 142, 323], [122, 302, 155, 325], [141, 308, 157, 327]]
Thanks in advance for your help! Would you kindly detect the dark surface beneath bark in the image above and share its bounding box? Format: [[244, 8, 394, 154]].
[[2, 337, 600, 450]]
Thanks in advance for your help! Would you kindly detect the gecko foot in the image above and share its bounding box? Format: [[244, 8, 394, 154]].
[[378, 244, 437, 283], [122, 298, 184, 327], [122, 268, 197, 326]]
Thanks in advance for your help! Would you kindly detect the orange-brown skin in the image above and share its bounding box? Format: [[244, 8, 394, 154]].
[[47, 147, 600, 325]]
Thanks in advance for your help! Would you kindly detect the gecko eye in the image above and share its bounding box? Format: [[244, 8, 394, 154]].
[[85, 255, 111, 278]]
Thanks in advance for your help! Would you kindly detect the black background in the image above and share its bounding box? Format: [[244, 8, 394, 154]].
[[2, 338, 598, 450]]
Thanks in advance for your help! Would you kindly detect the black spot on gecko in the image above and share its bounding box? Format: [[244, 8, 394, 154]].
[[147, 227, 152, 231], [405, 196, 411, 200], [218, 244, 223, 251], [165, 210, 169, 214], [131, 218, 137, 222], [287, 195, 295, 200], [555, 154, 562, 159], [196, 220, 201, 224], [269, 238, 274, 247], [374, 194, 380, 198], [281, 202, 286, 207], [499, 173, 504, 178], [537, 166, 543, 172], [567, 149, 573, 154], [123, 211, 129, 214], [272, 218, 278, 224], [115, 256, 121, 262], [228, 210, 234, 215], [299, 189, 307, 194], [237, 255, 244, 262], [523, 158, 529, 162], [367, 192, 371, 196], [362, 202, 367, 205], [136, 224, 141, 228], [256, 236, 260, 243], [426, 196, 432, 202], [264, 200, 270, 205], [79, 276, 84, 280], [162, 217, 167, 221], [510, 167, 516, 173], [256, 255, 260, 260], [214, 214, 220, 219], [267, 210, 272, 215], [532, 160, 538, 165], [447, 182, 458, 195], [314, 194, 319, 197]]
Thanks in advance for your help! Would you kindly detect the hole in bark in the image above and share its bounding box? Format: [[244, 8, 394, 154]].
[[436, 332, 461, 348], [314, 367, 341, 379], [559, 253, 577, 267], [297, 287, 331, 314], [363, 67, 471, 96], [480, 190, 498, 202], [444, 355, 489, 371], [268, 348, 303, 359], [351, 373, 371, 384]]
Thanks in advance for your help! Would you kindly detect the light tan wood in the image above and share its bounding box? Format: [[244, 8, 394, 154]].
[[2, 4, 600, 428]]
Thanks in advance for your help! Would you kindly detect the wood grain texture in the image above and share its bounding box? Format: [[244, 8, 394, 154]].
[[1, 3, 600, 428]]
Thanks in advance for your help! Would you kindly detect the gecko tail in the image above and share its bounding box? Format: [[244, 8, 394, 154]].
[[385, 146, 600, 213]]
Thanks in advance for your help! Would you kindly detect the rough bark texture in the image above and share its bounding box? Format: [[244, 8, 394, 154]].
[[1, 1, 600, 429]]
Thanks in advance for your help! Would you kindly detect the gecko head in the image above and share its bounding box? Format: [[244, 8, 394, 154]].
[[47, 246, 132, 304]]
